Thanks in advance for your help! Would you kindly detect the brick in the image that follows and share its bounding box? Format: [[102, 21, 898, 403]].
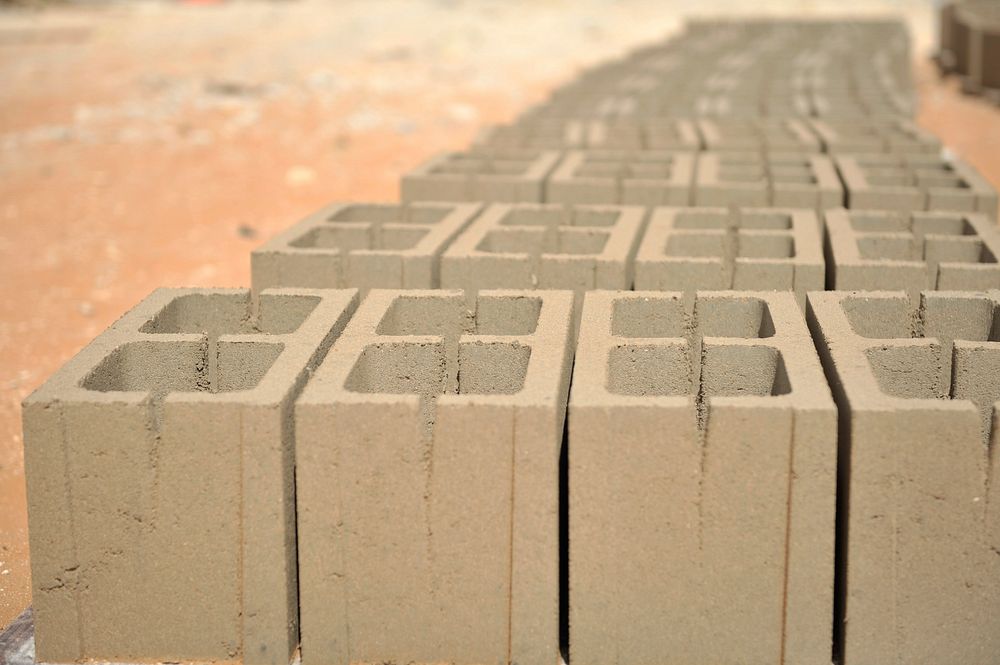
[[569, 290, 836, 665], [810, 118, 941, 155], [400, 149, 561, 203], [22, 287, 358, 664], [250, 202, 481, 293], [698, 118, 820, 152], [694, 151, 843, 209], [634, 206, 824, 308], [826, 209, 1000, 293], [547, 150, 696, 205], [836, 153, 998, 214], [440, 203, 645, 300], [807, 290, 1000, 665], [295, 289, 574, 665]]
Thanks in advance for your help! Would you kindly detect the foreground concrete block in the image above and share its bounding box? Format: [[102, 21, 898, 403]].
[[547, 150, 697, 205], [808, 290, 1000, 665], [836, 153, 998, 214], [250, 202, 482, 293], [296, 289, 574, 665], [694, 151, 843, 209], [634, 206, 824, 307], [570, 290, 837, 665], [23, 287, 359, 664], [826, 208, 1000, 293], [440, 203, 645, 301], [401, 149, 561, 203]]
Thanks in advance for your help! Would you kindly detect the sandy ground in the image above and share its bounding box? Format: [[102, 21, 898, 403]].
[[0, 0, 997, 629]]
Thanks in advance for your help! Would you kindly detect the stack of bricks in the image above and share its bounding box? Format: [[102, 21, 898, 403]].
[[936, 0, 1000, 105], [20, 17, 1000, 665]]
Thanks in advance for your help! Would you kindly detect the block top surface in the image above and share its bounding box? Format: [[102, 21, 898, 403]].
[[26, 287, 358, 407], [299, 288, 574, 408]]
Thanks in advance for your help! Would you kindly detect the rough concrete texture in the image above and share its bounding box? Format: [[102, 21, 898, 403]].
[[697, 118, 821, 153], [634, 207, 824, 308], [250, 202, 482, 294], [836, 153, 998, 214], [440, 203, 645, 302], [937, 1, 1000, 101], [807, 290, 1000, 665], [809, 118, 941, 154], [826, 208, 1000, 294], [547, 150, 697, 205], [295, 289, 574, 665], [569, 290, 837, 665], [694, 152, 842, 209], [400, 149, 562, 203], [21, 287, 358, 664]]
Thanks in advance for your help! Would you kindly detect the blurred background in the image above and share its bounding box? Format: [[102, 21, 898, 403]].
[[1, 0, 997, 629]]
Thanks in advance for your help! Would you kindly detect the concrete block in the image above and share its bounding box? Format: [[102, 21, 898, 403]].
[[808, 290, 1000, 665], [644, 119, 702, 150], [694, 152, 843, 209], [634, 206, 824, 308], [440, 203, 645, 301], [836, 153, 998, 215], [250, 202, 482, 294], [810, 118, 941, 155], [698, 118, 820, 152], [22, 287, 359, 664], [401, 149, 562, 203], [826, 209, 1000, 294], [296, 289, 574, 665], [547, 150, 696, 205], [570, 290, 837, 665]]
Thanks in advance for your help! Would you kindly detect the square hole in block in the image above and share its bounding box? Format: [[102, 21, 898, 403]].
[[673, 211, 729, 230], [290, 226, 428, 252], [841, 295, 913, 338], [857, 234, 917, 261], [376, 295, 467, 337], [607, 343, 692, 396], [924, 237, 994, 264], [696, 297, 776, 338], [345, 342, 447, 395], [740, 211, 793, 230], [848, 213, 910, 233], [612, 296, 687, 338], [140, 292, 319, 336], [737, 233, 794, 258], [457, 341, 530, 394], [866, 345, 947, 399], [474, 295, 542, 336], [701, 344, 791, 396], [554, 229, 610, 255], [476, 229, 545, 255], [921, 296, 999, 342], [664, 232, 725, 257], [81, 340, 283, 395], [911, 214, 977, 236]]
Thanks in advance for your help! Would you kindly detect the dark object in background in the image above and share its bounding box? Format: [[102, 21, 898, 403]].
[[935, 0, 1000, 105]]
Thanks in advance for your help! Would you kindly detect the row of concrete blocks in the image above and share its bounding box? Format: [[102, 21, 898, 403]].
[[397, 149, 997, 214], [936, 0, 1000, 104], [252, 203, 1000, 307], [534, 21, 914, 119], [25, 287, 1000, 665], [474, 117, 941, 155]]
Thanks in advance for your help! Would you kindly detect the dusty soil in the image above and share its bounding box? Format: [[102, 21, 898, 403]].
[[0, 0, 996, 629]]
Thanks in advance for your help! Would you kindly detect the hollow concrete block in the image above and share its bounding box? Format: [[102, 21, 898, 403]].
[[826, 208, 1000, 294], [697, 118, 820, 153], [808, 290, 1000, 665], [634, 206, 824, 308], [694, 151, 843, 210], [440, 203, 645, 303], [569, 290, 837, 665], [810, 118, 941, 155], [22, 287, 359, 665], [400, 149, 562, 203], [836, 153, 998, 215], [546, 150, 697, 206], [250, 202, 482, 294], [296, 289, 574, 665]]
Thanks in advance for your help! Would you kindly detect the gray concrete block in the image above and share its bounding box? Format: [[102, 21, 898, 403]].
[[23, 287, 359, 665], [694, 151, 843, 210], [808, 290, 1000, 665], [634, 206, 824, 308], [826, 208, 1000, 294], [836, 153, 998, 215], [698, 118, 820, 152], [547, 150, 697, 205], [570, 290, 837, 665], [295, 289, 574, 665], [250, 202, 482, 294], [401, 149, 562, 203]]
